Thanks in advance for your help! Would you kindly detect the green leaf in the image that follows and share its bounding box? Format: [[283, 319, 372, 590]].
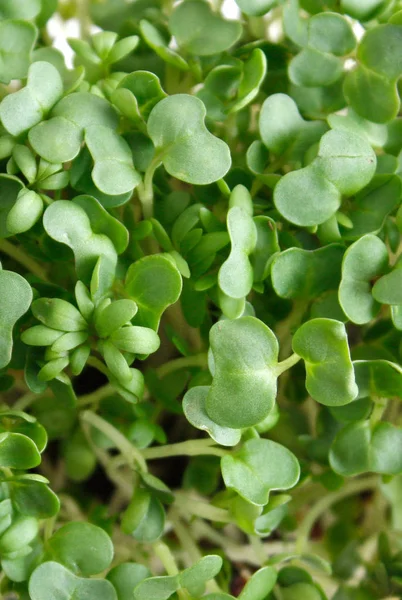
[[85, 126, 141, 196], [139, 20, 189, 71], [315, 129, 377, 195], [169, 1, 242, 56], [218, 206, 257, 300], [0, 432, 41, 469], [9, 477, 60, 519], [43, 200, 118, 283], [29, 562, 118, 600], [308, 12, 355, 56], [372, 265, 402, 305], [113, 70, 166, 122], [0, 267, 32, 368], [125, 255, 182, 330], [292, 318, 358, 406], [289, 48, 343, 87], [235, 0, 278, 16], [274, 163, 340, 227], [0, 20, 37, 84], [0, 516, 38, 554], [221, 438, 300, 505], [133, 575, 179, 600], [147, 94, 231, 185], [259, 93, 305, 156], [271, 244, 344, 300], [107, 563, 150, 600], [339, 234, 388, 324], [52, 92, 119, 132], [29, 117, 82, 164], [0, 0, 41, 20], [73, 195, 129, 254], [47, 522, 114, 576], [0, 61, 63, 136], [206, 317, 279, 428], [95, 300, 138, 338], [330, 421, 402, 476], [353, 360, 402, 399], [281, 583, 322, 600], [32, 298, 87, 332], [110, 326, 160, 355], [122, 488, 165, 543], [183, 386, 242, 446], [6, 189, 44, 235], [180, 555, 223, 596], [238, 566, 277, 600]]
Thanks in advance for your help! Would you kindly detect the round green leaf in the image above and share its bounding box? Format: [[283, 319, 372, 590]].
[[169, 1, 242, 56], [235, 0, 278, 16], [29, 117, 82, 164], [238, 566, 277, 600], [10, 477, 60, 519], [47, 522, 114, 576], [0, 432, 41, 469]]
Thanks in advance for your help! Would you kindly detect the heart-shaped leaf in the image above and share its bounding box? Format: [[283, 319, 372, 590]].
[[147, 95, 231, 185], [0, 267, 32, 368], [29, 562, 117, 600], [183, 386, 241, 446], [52, 92, 118, 132], [271, 244, 344, 300], [221, 438, 300, 505], [206, 317, 279, 428], [124, 255, 182, 330], [43, 200, 118, 283], [46, 522, 114, 576], [339, 234, 388, 324], [169, 1, 242, 56], [330, 421, 402, 476], [292, 318, 358, 406], [73, 195, 129, 254]]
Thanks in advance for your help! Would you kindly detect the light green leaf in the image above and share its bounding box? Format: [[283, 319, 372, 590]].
[[292, 318, 358, 406], [147, 95, 231, 185], [0, 20, 37, 84], [183, 386, 242, 446], [0, 267, 32, 368], [221, 438, 300, 505], [206, 317, 279, 428], [170, 1, 242, 56]]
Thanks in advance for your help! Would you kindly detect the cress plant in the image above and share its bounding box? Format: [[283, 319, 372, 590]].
[[0, 0, 402, 598]]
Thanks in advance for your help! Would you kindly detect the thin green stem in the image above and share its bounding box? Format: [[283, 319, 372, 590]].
[[296, 475, 378, 554], [249, 535, 267, 565], [142, 438, 228, 460], [156, 353, 208, 379], [87, 356, 109, 376], [154, 542, 191, 600], [137, 157, 162, 219], [370, 397, 387, 426], [275, 352, 301, 376], [77, 383, 114, 407], [76, 0, 91, 39], [80, 410, 147, 473], [174, 492, 231, 523], [0, 239, 49, 281]]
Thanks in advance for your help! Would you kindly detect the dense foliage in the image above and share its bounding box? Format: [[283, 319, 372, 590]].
[[1, 0, 402, 598]]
